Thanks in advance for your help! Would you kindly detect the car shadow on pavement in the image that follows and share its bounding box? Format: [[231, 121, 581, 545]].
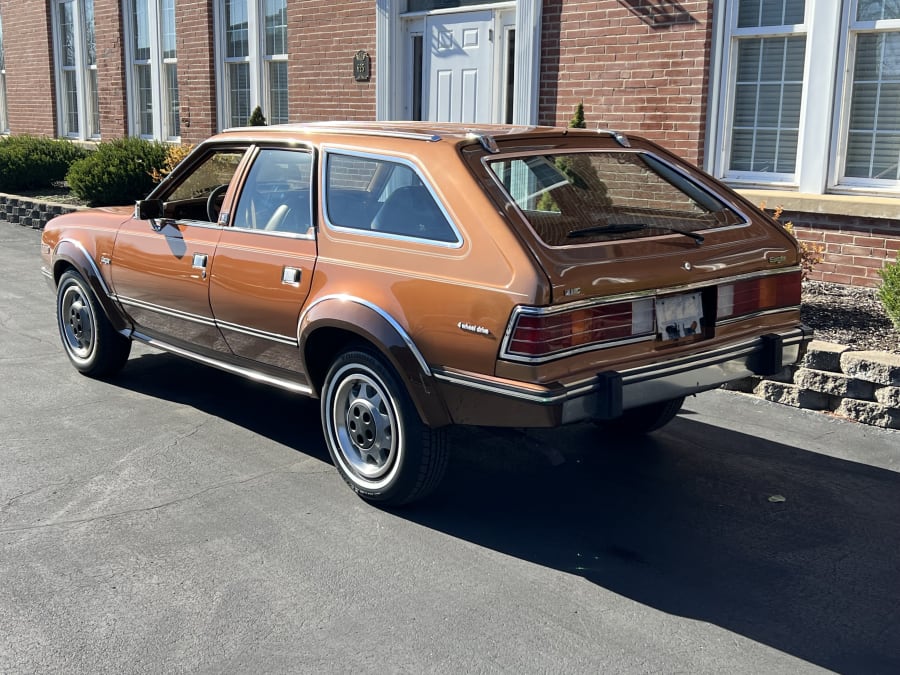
[[111, 351, 899, 672], [413, 420, 900, 674]]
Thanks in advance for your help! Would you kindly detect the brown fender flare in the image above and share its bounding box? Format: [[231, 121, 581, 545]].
[[52, 239, 131, 334], [298, 295, 452, 428]]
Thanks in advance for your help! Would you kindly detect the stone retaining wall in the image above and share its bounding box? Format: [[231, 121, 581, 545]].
[[0, 194, 80, 228], [5, 195, 898, 430], [726, 341, 900, 430]]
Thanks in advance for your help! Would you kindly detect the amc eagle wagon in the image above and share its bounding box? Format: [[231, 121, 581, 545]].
[[41, 122, 812, 505]]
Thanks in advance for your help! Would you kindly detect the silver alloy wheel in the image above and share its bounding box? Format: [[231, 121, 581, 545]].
[[59, 282, 96, 362], [329, 365, 402, 486]]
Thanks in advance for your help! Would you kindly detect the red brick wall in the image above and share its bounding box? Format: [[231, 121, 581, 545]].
[[287, 0, 375, 122], [95, 0, 128, 139], [0, 0, 57, 135], [176, 0, 218, 144], [792, 218, 900, 289], [539, 0, 713, 166]]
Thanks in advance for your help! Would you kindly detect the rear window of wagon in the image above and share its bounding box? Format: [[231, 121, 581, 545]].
[[487, 151, 745, 246]]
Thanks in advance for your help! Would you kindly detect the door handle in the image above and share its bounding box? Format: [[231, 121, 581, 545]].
[[282, 266, 302, 286], [192, 253, 208, 279]]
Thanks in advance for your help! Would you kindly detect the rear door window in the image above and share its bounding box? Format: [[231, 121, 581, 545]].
[[323, 151, 460, 245]]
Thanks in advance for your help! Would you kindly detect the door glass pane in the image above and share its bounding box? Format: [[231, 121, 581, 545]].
[[84, 0, 96, 66], [59, 1, 76, 67], [88, 68, 99, 136], [63, 70, 79, 135], [407, 0, 506, 10]]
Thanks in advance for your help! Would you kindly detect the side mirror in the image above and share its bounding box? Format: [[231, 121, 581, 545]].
[[135, 199, 164, 220]]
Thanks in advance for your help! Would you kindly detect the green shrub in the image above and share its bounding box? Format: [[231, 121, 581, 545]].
[[0, 135, 89, 191], [66, 137, 171, 206], [878, 252, 900, 330], [248, 105, 267, 126]]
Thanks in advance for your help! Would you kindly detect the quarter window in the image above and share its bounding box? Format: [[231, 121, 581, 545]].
[[219, 0, 288, 128], [127, 0, 180, 140], [52, 0, 99, 139], [324, 152, 459, 244]]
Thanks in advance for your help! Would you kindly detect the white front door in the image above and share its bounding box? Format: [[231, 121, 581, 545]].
[[423, 11, 494, 124]]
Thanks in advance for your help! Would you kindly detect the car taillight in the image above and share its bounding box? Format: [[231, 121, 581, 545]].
[[717, 271, 801, 321], [507, 298, 655, 357]]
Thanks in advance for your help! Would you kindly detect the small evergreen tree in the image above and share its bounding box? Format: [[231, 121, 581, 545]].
[[570, 101, 586, 129], [878, 253, 900, 330], [248, 106, 267, 126]]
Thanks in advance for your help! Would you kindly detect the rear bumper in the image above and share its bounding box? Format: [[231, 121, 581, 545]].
[[432, 325, 813, 427]]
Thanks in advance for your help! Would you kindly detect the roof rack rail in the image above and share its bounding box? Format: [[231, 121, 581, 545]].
[[298, 123, 442, 143], [467, 133, 499, 154], [596, 128, 631, 148]]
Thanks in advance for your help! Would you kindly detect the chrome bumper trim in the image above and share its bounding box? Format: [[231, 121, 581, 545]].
[[434, 326, 812, 422]]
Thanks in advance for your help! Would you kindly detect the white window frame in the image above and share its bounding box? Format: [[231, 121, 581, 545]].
[[0, 10, 8, 134], [123, 0, 180, 142], [214, 0, 288, 129], [50, 0, 99, 140], [830, 3, 900, 193], [711, 1, 813, 189]]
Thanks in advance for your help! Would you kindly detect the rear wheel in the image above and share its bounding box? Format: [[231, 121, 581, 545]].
[[56, 270, 131, 378], [321, 347, 448, 506], [597, 396, 685, 435]]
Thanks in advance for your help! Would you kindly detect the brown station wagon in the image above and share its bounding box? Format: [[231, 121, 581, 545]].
[[41, 122, 812, 505]]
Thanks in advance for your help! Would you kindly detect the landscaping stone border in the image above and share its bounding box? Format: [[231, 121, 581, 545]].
[[725, 341, 900, 430], [6, 195, 898, 430], [0, 194, 81, 228]]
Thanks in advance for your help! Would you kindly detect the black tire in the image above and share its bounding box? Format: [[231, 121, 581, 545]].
[[597, 396, 685, 435], [321, 347, 448, 506], [56, 269, 131, 378]]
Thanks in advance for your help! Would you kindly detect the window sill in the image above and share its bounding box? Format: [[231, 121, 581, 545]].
[[736, 188, 900, 221]]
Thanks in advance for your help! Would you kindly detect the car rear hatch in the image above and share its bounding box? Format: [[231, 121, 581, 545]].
[[460, 130, 804, 368]]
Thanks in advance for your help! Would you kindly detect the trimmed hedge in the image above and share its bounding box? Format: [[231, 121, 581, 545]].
[[66, 137, 171, 206], [0, 135, 89, 192]]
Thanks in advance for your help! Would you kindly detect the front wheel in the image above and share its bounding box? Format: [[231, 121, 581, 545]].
[[56, 270, 131, 378], [596, 396, 685, 435], [321, 348, 448, 506]]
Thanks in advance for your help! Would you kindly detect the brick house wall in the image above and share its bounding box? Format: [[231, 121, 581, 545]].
[[176, 0, 218, 144], [95, 0, 129, 139], [0, 0, 57, 135], [287, 0, 375, 122], [539, 0, 713, 166]]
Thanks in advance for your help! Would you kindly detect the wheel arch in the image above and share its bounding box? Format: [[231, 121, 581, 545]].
[[299, 296, 451, 428], [52, 239, 130, 334]]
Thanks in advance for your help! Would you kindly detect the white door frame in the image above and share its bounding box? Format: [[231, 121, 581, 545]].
[[375, 0, 541, 125]]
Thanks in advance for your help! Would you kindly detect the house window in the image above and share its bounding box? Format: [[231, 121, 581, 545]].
[[840, 3, 900, 186], [723, 1, 807, 181], [714, 0, 900, 195], [0, 10, 8, 134], [127, 0, 180, 140], [219, 0, 288, 128], [52, 0, 99, 139]]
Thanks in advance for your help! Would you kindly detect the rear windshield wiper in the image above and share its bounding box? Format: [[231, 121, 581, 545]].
[[566, 223, 704, 245]]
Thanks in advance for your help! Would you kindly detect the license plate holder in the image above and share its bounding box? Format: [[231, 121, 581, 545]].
[[656, 292, 704, 341]]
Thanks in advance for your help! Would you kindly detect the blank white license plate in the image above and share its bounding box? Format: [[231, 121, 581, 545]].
[[656, 292, 703, 340]]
